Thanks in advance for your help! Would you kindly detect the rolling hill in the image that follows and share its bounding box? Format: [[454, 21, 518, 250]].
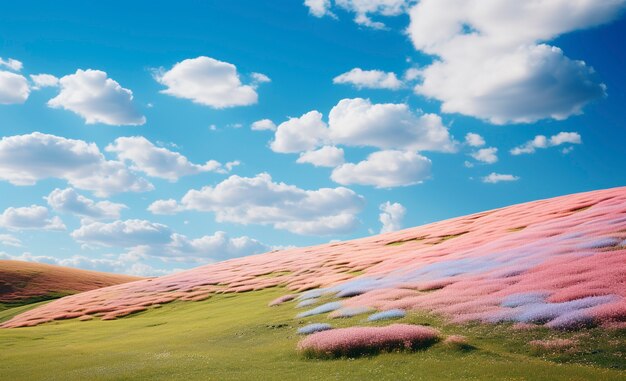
[[0, 260, 142, 307], [0, 187, 624, 380]]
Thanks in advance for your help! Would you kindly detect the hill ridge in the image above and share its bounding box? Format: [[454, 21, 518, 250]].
[[2, 186, 625, 329]]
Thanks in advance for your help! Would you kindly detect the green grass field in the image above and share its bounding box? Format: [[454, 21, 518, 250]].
[[0, 288, 624, 381]]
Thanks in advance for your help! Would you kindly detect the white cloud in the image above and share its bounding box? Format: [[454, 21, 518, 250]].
[[465, 132, 485, 147], [251, 72, 271, 84], [304, 0, 332, 17], [270, 111, 329, 153], [482, 172, 519, 184], [333, 68, 403, 90], [147, 199, 180, 215], [270, 98, 457, 156], [30, 74, 59, 90], [328, 98, 457, 152], [106, 136, 231, 181], [48, 69, 145, 125], [471, 147, 498, 164], [379, 201, 406, 233], [0, 71, 29, 104], [0, 132, 153, 197], [296, 146, 345, 167], [0, 57, 23, 71], [331, 150, 431, 188], [45, 188, 126, 220], [549, 131, 583, 146], [308, 0, 408, 29], [155, 56, 267, 108], [165, 231, 269, 262], [173, 173, 364, 235], [407, 0, 624, 124], [251, 119, 277, 131], [70, 219, 270, 264], [71, 219, 173, 247], [0, 234, 22, 247], [0, 205, 65, 231], [511, 132, 582, 155]]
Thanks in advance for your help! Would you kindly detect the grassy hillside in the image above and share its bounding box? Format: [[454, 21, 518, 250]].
[[2, 188, 625, 380], [0, 288, 623, 381]]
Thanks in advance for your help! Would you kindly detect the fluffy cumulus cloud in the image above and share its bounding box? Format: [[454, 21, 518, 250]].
[[511, 132, 582, 155], [147, 199, 180, 215], [407, 0, 625, 124], [70, 219, 270, 264], [270, 111, 329, 153], [331, 150, 431, 188], [0, 205, 65, 231], [30, 74, 59, 90], [48, 69, 145, 125], [71, 219, 173, 247], [328, 98, 456, 152], [0, 71, 30, 104], [306, 0, 409, 29], [106, 136, 232, 181], [0, 132, 153, 197], [251, 119, 277, 131], [162, 173, 364, 235], [471, 147, 498, 164], [482, 172, 520, 184], [379, 201, 406, 233], [333, 68, 403, 90], [465, 133, 485, 147], [154, 56, 268, 108], [296, 146, 345, 167], [271, 98, 457, 155], [164, 231, 269, 262], [45, 188, 126, 220]]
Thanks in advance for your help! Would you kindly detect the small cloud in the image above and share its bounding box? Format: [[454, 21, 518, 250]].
[[30, 74, 59, 90], [482, 173, 520, 184], [465, 133, 485, 147], [0, 205, 65, 231], [0, 57, 23, 71], [333, 68, 403, 90], [48, 69, 145, 125], [0, 71, 29, 104], [379, 201, 406, 233], [251, 119, 276, 131], [154, 56, 266, 108], [511, 132, 581, 155], [251, 72, 271, 85], [106, 136, 234, 181], [471, 147, 498, 164]]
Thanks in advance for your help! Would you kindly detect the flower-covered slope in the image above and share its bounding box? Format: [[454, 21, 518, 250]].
[[3, 187, 625, 329]]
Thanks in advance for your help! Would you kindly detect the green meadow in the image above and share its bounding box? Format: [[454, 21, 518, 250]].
[[1, 288, 624, 381]]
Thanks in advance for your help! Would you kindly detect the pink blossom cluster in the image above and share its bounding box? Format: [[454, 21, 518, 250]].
[[297, 324, 439, 357]]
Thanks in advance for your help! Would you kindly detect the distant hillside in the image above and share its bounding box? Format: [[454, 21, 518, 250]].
[[0, 260, 142, 307], [2, 186, 625, 329]]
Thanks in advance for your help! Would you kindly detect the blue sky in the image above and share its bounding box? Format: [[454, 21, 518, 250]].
[[0, 1, 625, 275]]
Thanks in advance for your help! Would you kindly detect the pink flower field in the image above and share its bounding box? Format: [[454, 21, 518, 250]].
[[2, 187, 625, 332], [297, 324, 440, 357]]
